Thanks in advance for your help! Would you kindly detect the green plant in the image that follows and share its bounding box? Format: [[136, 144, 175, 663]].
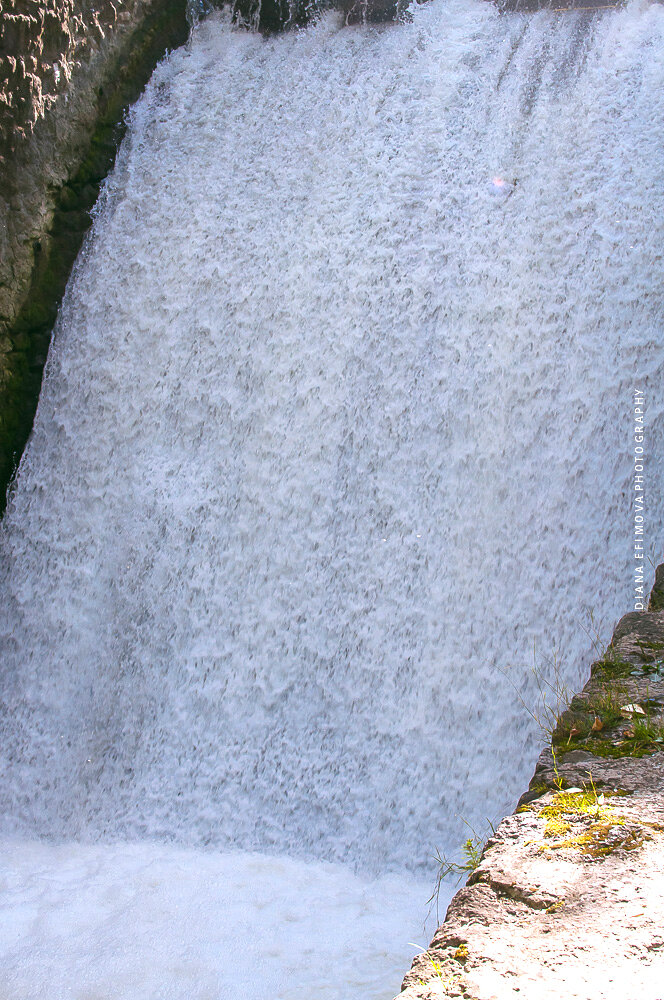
[[427, 819, 495, 922], [579, 612, 652, 679], [549, 747, 565, 790], [631, 715, 664, 744], [591, 657, 640, 680], [523, 768, 653, 860], [586, 683, 629, 728], [559, 688, 664, 758], [540, 787, 614, 828]]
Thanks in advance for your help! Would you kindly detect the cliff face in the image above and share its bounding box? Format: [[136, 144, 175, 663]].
[[398, 572, 664, 999], [0, 0, 188, 509]]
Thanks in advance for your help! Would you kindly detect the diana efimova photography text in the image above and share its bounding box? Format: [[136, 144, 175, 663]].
[[634, 388, 646, 610]]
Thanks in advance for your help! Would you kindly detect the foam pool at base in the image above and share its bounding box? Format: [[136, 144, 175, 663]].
[[0, 840, 437, 1000]]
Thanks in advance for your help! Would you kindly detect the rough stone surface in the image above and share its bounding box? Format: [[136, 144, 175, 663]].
[[0, 0, 187, 508], [398, 571, 664, 999]]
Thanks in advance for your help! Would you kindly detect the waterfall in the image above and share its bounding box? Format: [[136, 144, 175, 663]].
[[1, 2, 663, 996]]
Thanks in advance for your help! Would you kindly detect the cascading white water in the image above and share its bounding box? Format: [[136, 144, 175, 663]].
[[1, 1, 663, 996]]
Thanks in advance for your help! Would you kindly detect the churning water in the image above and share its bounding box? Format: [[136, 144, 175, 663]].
[[1, 0, 663, 996]]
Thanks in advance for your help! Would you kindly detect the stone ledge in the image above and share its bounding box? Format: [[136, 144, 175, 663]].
[[398, 568, 664, 999]]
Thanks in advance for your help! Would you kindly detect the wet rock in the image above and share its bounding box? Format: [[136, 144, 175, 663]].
[[340, 0, 413, 24], [227, 0, 418, 31]]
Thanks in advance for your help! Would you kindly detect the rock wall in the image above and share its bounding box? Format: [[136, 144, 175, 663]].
[[0, 0, 188, 510], [398, 571, 664, 998]]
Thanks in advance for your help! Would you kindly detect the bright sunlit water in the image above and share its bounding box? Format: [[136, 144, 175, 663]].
[[1, 0, 663, 996]]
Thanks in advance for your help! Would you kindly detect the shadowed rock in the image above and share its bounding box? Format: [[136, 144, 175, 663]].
[[227, 0, 416, 31]]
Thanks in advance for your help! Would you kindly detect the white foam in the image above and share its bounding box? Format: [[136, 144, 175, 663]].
[[0, 840, 437, 1000]]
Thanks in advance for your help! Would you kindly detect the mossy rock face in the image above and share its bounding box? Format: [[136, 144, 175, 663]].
[[232, 0, 319, 30], [552, 707, 596, 745], [559, 739, 663, 761], [590, 657, 636, 680], [0, 0, 189, 513]]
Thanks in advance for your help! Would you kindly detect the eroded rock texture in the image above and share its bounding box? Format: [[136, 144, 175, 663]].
[[0, 0, 187, 509]]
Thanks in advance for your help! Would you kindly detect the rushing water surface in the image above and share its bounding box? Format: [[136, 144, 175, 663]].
[[1, 1, 664, 996]]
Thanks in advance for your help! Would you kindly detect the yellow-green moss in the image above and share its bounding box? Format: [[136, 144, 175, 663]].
[[544, 816, 572, 837], [539, 822, 649, 859]]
